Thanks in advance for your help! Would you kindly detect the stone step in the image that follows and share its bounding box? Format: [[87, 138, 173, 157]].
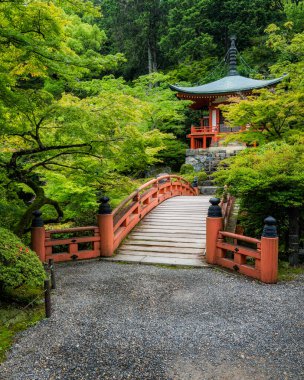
[[103, 253, 209, 267], [122, 240, 205, 249], [115, 196, 208, 267], [200, 180, 214, 186], [199, 186, 217, 195], [119, 245, 204, 255]]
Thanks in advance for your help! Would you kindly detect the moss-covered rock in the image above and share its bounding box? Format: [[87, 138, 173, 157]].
[[0, 228, 45, 302]]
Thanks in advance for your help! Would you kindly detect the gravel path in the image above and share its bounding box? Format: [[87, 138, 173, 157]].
[[1, 261, 303, 380]]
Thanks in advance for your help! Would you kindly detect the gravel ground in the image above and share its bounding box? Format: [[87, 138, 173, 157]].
[[1, 261, 303, 380]]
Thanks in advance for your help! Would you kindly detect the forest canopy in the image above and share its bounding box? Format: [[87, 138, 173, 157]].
[[0, 0, 303, 252]]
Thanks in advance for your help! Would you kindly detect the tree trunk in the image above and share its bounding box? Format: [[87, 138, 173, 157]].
[[148, 44, 153, 74], [288, 207, 300, 266], [147, 42, 157, 74]]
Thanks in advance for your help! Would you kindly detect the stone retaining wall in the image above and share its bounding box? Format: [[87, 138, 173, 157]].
[[186, 146, 245, 173]]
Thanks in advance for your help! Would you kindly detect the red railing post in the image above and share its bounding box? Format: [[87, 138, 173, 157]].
[[206, 198, 223, 264], [31, 210, 46, 262], [260, 217, 279, 284], [97, 196, 114, 257]]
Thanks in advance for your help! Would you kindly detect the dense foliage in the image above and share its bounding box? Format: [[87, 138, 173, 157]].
[[215, 142, 304, 241], [0, 1, 189, 234], [0, 0, 303, 262]]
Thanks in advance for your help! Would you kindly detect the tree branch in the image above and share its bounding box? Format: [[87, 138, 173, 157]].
[[43, 162, 90, 173], [27, 151, 102, 172], [9, 143, 93, 167]]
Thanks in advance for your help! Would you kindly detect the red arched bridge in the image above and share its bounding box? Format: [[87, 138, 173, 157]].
[[31, 175, 278, 283]]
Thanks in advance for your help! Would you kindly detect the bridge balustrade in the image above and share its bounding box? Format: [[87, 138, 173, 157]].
[[206, 199, 278, 283]]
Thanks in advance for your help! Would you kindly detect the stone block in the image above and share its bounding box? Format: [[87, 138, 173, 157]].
[[186, 149, 196, 156]]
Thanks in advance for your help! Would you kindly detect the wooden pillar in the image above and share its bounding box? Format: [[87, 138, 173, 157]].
[[97, 196, 114, 257], [203, 136, 207, 149], [190, 137, 195, 149], [216, 108, 220, 131], [260, 217, 279, 283], [208, 105, 212, 128], [206, 198, 223, 264], [31, 210, 46, 262]]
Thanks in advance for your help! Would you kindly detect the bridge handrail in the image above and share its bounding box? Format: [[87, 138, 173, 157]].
[[31, 175, 197, 263], [45, 226, 97, 235], [218, 231, 261, 245], [112, 175, 194, 218]]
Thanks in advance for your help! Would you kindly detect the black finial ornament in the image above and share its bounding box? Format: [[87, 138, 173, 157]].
[[98, 196, 112, 215], [262, 216, 278, 238], [208, 198, 222, 217], [192, 176, 198, 188], [31, 210, 44, 227], [228, 35, 238, 76]]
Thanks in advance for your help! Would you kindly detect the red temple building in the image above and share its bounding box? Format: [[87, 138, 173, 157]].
[[170, 36, 285, 150]]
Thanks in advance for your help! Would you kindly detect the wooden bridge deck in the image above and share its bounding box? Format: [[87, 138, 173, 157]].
[[105, 196, 210, 267]]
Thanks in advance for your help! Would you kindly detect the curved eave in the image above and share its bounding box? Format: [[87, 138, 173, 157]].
[[169, 75, 287, 96]]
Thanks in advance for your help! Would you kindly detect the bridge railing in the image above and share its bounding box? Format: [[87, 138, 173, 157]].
[[31, 175, 198, 263], [206, 199, 278, 283]]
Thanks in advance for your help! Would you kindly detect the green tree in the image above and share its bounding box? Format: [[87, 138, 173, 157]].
[[0, 1, 168, 235], [98, 0, 168, 79], [214, 142, 304, 259], [160, 0, 284, 67]]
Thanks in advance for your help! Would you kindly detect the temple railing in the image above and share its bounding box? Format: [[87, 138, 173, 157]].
[[190, 125, 217, 134], [31, 175, 198, 263], [190, 125, 243, 135]]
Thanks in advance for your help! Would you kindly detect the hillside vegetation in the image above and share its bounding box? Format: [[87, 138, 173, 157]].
[[0, 0, 303, 259]]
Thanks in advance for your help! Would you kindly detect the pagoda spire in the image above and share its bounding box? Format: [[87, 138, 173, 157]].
[[228, 35, 238, 76]]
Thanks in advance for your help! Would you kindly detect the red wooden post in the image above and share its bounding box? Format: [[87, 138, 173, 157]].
[[31, 210, 46, 262], [260, 217, 279, 283], [203, 135, 207, 149], [190, 136, 195, 149], [97, 196, 114, 257], [206, 198, 223, 264]]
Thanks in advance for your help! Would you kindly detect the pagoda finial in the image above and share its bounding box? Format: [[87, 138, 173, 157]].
[[228, 35, 238, 76]]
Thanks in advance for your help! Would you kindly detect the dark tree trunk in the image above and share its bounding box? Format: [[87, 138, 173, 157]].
[[147, 42, 157, 74], [288, 207, 300, 266], [14, 177, 63, 236]]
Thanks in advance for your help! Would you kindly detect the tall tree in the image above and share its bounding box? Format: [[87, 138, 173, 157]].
[[160, 0, 284, 66], [98, 0, 168, 79], [0, 1, 168, 234]]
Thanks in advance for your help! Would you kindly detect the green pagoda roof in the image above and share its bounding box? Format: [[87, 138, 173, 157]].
[[169, 74, 286, 95], [170, 36, 286, 96]]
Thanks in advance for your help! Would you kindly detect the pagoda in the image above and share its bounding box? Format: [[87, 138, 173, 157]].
[[170, 36, 285, 150]]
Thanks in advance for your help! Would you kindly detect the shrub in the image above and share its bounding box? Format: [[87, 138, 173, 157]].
[[197, 170, 208, 183], [181, 173, 195, 184], [180, 169, 207, 185], [0, 228, 45, 303], [180, 163, 195, 175]]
